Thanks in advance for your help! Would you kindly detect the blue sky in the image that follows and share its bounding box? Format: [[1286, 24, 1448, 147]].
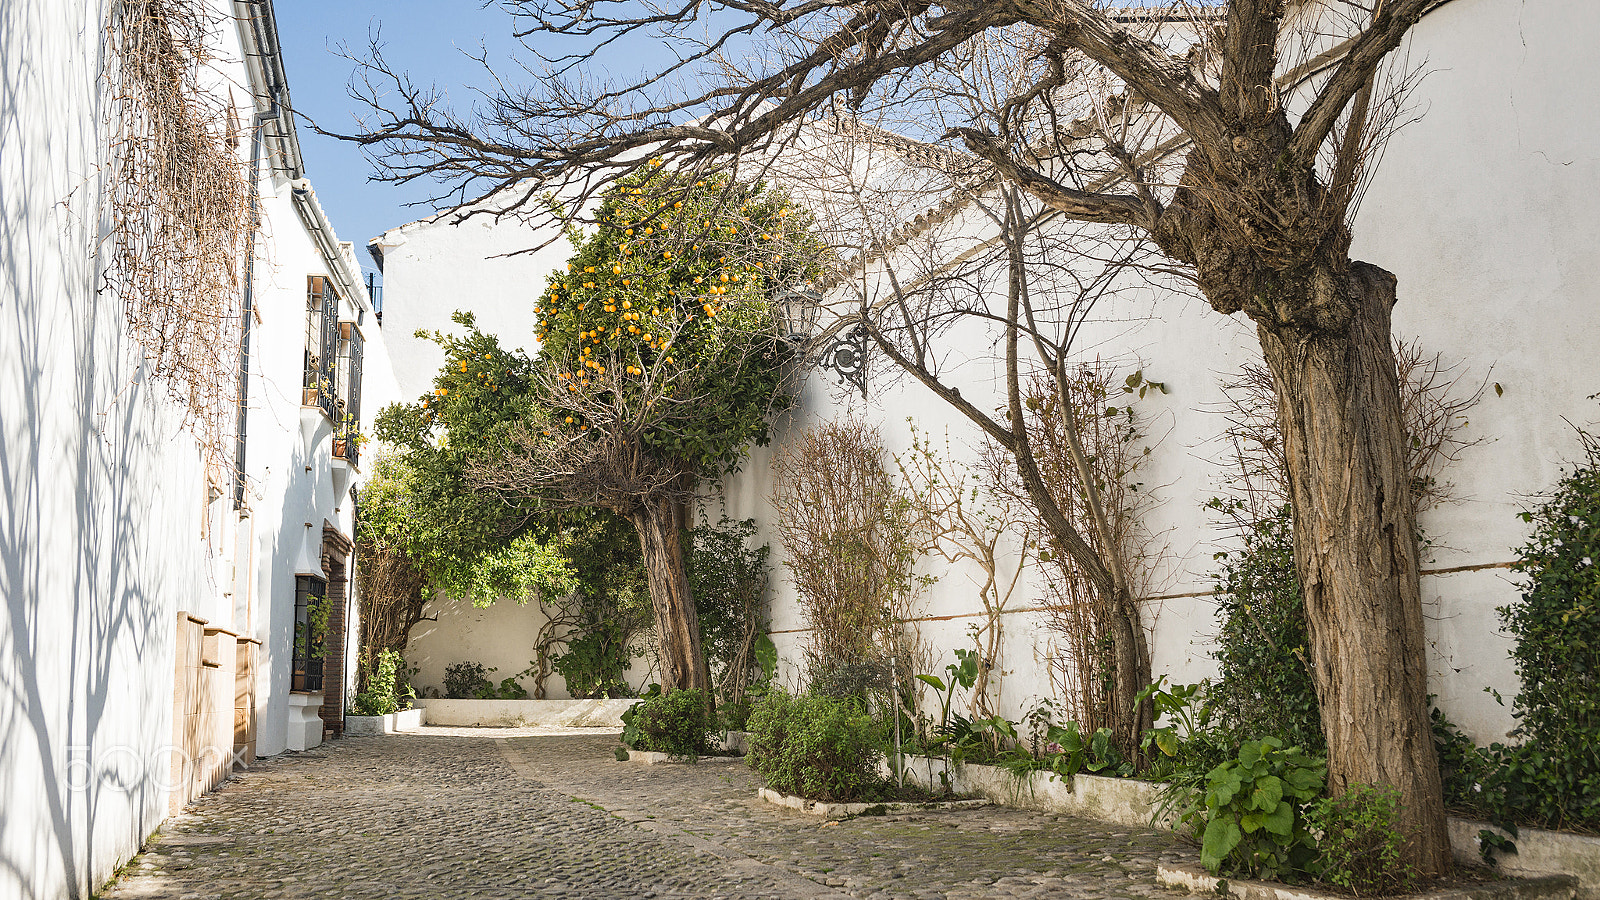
[[273, 2, 532, 276]]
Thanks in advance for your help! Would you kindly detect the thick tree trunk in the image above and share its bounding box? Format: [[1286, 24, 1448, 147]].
[[1257, 261, 1451, 875], [630, 493, 710, 693]]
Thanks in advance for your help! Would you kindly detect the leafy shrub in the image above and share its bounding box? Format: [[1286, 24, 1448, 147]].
[[1488, 437, 1600, 831], [444, 661, 494, 699], [1431, 704, 1489, 811], [1307, 784, 1419, 896], [552, 619, 639, 699], [627, 688, 716, 759], [350, 649, 402, 717], [748, 687, 883, 802], [443, 661, 527, 699], [1197, 737, 1326, 880], [688, 516, 772, 696], [1208, 503, 1326, 754]]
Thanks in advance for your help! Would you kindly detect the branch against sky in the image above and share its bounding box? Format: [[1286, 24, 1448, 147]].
[[329, 0, 1440, 250]]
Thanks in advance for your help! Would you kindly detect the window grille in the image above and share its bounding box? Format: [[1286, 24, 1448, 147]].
[[291, 574, 327, 692], [304, 276, 339, 422]]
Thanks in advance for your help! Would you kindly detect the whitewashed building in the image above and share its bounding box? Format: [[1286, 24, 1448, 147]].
[[0, 2, 399, 898]]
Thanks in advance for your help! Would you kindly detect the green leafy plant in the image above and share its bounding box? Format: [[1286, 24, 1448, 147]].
[[1483, 434, 1600, 832], [747, 687, 884, 802], [1197, 737, 1326, 881], [1306, 784, 1420, 896], [917, 650, 980, 737], [620, 683, 660, 750], [687, 515, 773, 708], [626, 688, 716, 759], [551, 616, 642, 699], [294, 594, 331, 661], [349, 649, 403, 717], [1207, 502, 1326, 754], [443, 661, 494, 699], [719, 633, 778, 732]]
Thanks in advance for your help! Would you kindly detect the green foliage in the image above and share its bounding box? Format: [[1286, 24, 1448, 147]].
[[442, 661, 527, 700], [547, 513, 651, 699], [917, 649, 980, 735], [533, 171, 824, 472], [294, 593, 331, 661], [627, 688, 717, 759], [1306, 784, 1420, 896], [350, 649, 403, 717], [443, 661, 493, 699], [718, 633, 780, 732], [1196, 737, 1326, 880], [1139, 679, 1235, 828], [1488, 434, 1600, 831], [552, 619, 642, 698], [1208, 502, 1325, 753], [687, 515, 772, 699], [1430, 704, 1488, 811], [748, 688, 884, 802], [367, 318, 575, 606], [358, 445, 576, 609]]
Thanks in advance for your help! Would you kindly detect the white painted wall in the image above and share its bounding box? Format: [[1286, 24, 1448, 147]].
[[370, 206, 574, 402], [405, 593, 656, 700], [0, 2, 400, 896]]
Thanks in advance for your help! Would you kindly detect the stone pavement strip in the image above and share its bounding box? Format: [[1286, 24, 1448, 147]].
[[102, 727, 1200, 900]]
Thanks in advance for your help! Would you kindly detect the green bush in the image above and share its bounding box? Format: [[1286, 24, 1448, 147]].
[[1209, 503, 1326, 754], [1307, 784, 1419, 896], [444, 661, 494, 699], [1487, 436, 1600, 831], [350, 649, 402, 717], [627, 688, 716, 759], [1196, 737, 1326, 881], [748, 687, 883, 802]]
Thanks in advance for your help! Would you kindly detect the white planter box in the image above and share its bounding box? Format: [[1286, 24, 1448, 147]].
[[286, 692, 324, 751], [393, 707, 424, 732], [343, 714, 393, 736], [1451, 819, 1600, 900], [889, 754, 1175, 829]]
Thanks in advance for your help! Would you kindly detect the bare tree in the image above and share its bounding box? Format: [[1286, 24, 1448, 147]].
[[773, 116, 1170, 757], [336, 0, 1459, 870]]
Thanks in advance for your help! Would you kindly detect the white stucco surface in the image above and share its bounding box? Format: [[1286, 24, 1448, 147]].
[[370, 205, 574, 402], [0, 2, 401, 897]]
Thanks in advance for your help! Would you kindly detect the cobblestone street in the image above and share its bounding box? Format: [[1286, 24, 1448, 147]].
[[103, 728, 1200, 900]]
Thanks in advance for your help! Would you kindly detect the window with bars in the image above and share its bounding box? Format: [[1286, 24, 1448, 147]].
[[334, 322, 364, 468], [306, 276, 367, 467], [304, 276, 339, 422], [291, 574, 327, 693]]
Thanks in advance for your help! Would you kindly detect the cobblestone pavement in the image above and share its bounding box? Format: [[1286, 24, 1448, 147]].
[[102, 727, 1201, 900]]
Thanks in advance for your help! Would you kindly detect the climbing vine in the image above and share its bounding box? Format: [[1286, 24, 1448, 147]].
[[104, 0, 253, 454]]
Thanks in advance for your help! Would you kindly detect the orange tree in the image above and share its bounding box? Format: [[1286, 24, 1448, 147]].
[[469, 169, 825, 692]]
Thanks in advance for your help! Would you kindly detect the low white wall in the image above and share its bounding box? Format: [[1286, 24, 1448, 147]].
[[417, 698, 637, 728], [893, 756, 1175, 830], [1452, 820, 1600, 900]]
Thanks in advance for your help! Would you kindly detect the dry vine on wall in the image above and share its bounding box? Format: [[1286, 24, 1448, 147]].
[[352, 543, 429, 694], [989, 365, 1159, 738], [1219, 339, 1488, 516], [770, 419, 930, 706], [105, 0, 253, 457], [896, 426, 1033, 723]]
